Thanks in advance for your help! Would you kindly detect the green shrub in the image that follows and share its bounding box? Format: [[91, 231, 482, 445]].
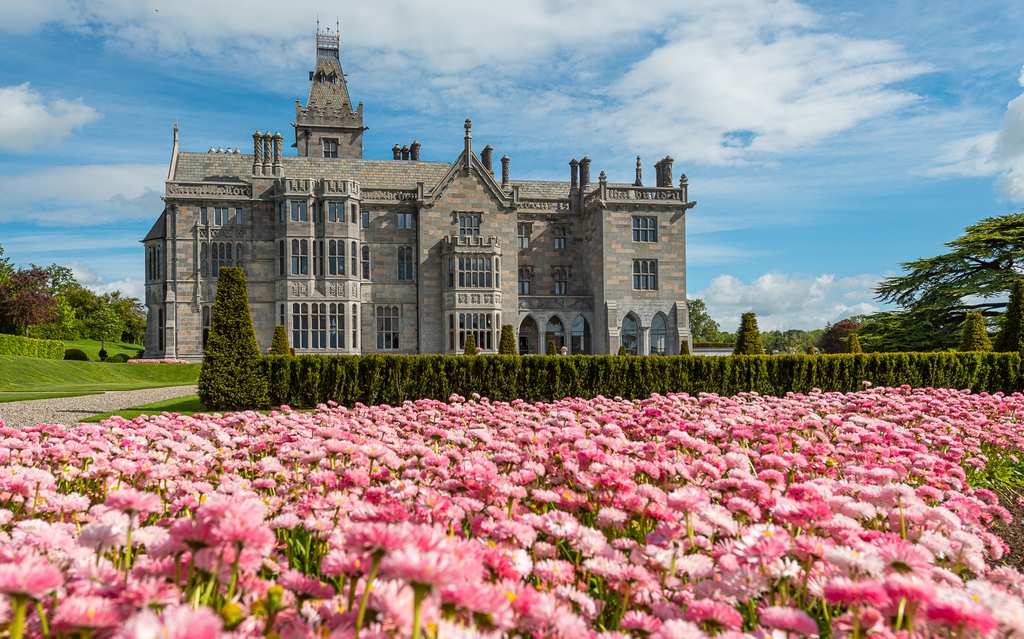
[[64, 348, 89, 361], [847, 333, 863, 354], [0, 333, 64, 359], [693, 342, 735, 349], [270, 325, 290, 355], [806, 344, 816, 355], [464, 334, 478, 356], [107, 353, 130, 363], [618, 345, 627, 356], [197, 267, 269, 410], [499, 325, 516, 355], [959, 312, 993, 352], [547, 340, 557, 356], [996, 280, 1024, 352], [680, 340, 690, 355], [733, 313, 764, 355]]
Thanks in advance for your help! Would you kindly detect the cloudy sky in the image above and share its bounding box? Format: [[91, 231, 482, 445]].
[[1, 0, 1023, 331]]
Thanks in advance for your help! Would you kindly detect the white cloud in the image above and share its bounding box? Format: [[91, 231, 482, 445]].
[[0, 83, 100, 152], [68, 260, 144, 299], [0, 164, 165, 226], [694, 271, 884, 331], [932, 65, 1024, 201]]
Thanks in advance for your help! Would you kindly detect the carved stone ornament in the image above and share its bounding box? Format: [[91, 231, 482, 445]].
[[361, 189, 416, 201], [168, 183, 252, 198], [444, 293, 456, 307], [329, 282, 345, 297], [290, 282, 310, 297]]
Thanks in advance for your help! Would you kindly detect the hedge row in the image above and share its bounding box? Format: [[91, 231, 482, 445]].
[[0, 334, 65, 359], [252, 352, 1024, 409]]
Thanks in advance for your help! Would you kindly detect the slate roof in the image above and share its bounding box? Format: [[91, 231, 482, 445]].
[[141, 208, 167, 242]]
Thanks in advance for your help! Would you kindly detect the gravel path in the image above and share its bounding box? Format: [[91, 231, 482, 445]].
[[0, 385, 198, 429]]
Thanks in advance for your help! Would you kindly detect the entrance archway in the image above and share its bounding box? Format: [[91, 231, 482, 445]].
[[518, 316, 538, 355], [545, 317, 565, 353], [571, 315, 591, 354], [621, 313, 639, 355]]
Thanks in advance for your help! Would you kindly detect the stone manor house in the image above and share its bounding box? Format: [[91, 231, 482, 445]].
[[142, 30, 696, 360]]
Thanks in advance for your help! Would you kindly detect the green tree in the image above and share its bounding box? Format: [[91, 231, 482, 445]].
[[762, 329, 825, 354], [821, 319, 861, 354], [270, 325, 290, 355], [104, 292, 146, 344], [87, 306, 122, 349], [464, 333, 478, 356], [197, 267, 269, 410], [733, 313, 763, 355], [958, 312, 993, 352], [546, 339, 557, 355], [995, 280, 1024, 352], [847, 333, 863, 354], [499, 325, 516, 355], [679, 339, 690, 355], [0, 244, 13, 286], [687, 298, 721, 342]]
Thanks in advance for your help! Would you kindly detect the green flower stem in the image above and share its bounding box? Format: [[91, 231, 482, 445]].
[[411, 585, 429, 639], [36, 600, 50, 639], [10, 595, 28, 639], [354, 553, 383, 639]]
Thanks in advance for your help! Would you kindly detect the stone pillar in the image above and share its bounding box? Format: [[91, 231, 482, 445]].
[[679, 174, 688, 202], [663, 156, 673, 187], [252, 130, 263, 175], [262, 132, 273, 175], [580, 156, 591, 191], [501, 155, 510, 188], [393, 144, 402, 160], [482, 145, 493, 175], [569, 159, 579, 193], [410, 140, 420, 161], [463, 119, 472, 168], [401, 145, 410, 160], [639, 326, 650, 356], [272, 132, 283, 176], [634, 156, 643, 187]]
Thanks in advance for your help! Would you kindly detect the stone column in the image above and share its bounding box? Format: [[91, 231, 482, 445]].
[[580, 156, 591, 191], [569, 159, 579, 194], [639, 326, 650, 356], [262, 132, 273, 175], [272, 132, 283, 177], [392, 144, 402, 160], [410, 140, 421, 161], [501, 155, 510, 188], [634, 156, 643, 187], [252, 130, 263, 175], [482, 145, 493, 175]]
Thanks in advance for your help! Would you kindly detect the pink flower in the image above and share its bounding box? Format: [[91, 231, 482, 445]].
[[52, 596, 123, 631], [759, 606, 819, 636], [105, 488, 163, 517], [684, 599, 744, 633], [381, 546, 464, 588], [652, 619, 710, 639], [117, 605, 222, 639], [344, 522, 408, 556], [926, 594, 998, 636], [0, 555, 63, 599], [277, 569, 335, 600], [823, 578, 889, 608]]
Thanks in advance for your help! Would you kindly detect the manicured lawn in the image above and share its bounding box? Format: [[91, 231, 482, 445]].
[[0, 355, 200, 392], [82, 395, 206, 422], [0, 391, 103, 403], [61, 338, 145, 361]]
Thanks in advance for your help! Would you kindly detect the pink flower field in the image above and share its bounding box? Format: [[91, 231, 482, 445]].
[[2, 386, 1024, 639]]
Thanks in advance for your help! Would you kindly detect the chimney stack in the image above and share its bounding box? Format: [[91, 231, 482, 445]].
[[252, 131, 263, 175], [569, 158, 579, 194], [392, 144, 401, 160], [410, 140, 420, 161], [501, 155, 510, 188], [482, 145, 493, 175], [579, 156, 591, 191]]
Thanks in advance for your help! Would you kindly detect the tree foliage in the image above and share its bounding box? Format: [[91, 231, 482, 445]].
[[821, 320, 861, 354], [464, 334, 478, 356], [995, 280, 1024, 352], [847, 333, 863, 354], [687, 299, 723, 342], [87, 306, 122, 347], [270, 326, 290, 355], [761, 329, 824, 354], [733, 313, 763, 355], [959, 312, 993, 352], [0, 268, 57, 336], [499, 325, 516, 355]]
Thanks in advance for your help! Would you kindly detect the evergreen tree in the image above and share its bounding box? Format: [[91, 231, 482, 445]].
[[996, 280, 1024, 352], [847, 333, 863, 354], [499, 324, 516, 355], [679, 339, 690, 355], [197, 267, 269, 410], [546, 339, 557, 356], [270, 325, 290, 355], [733, 312, 764, 355], [464, 333, 478, 356], [618, 345, 627, 356], [958, 312, 993, 352]]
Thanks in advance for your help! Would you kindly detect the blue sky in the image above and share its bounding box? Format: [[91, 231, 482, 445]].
[[2, 0, 1024, 331]]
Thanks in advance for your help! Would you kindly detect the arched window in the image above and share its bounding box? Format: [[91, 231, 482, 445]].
[[518, 316, 538, 355], [291, 240, 300, 274], [311, 303, 327, 349], [292, 303, 309, 349], [329, 240, 345, 275], [157, 308, 165, 352], [236, 244, 243, 271], [329, 303, 345, 349], [545, 317, 565, 352], [571, 316, 591, 355], [651, 314, 667, 356], [518, 268, 532, 295], [361, 245, 370, 280], [351, 242, 358, 276], [458, 313, 493, 351], [448, 258, 455, 288], [202, 306, 211, 350], [352, 304, 358, 350], [398, 246, 414, 280], [621, 314, 639, 356]]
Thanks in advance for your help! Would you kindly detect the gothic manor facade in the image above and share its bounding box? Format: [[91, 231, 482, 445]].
[[142, 31, 695, 360]]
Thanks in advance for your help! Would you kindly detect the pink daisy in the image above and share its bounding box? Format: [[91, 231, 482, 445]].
[[823, 577, 889, 608], [117, 605, 222, 639], [759, 606, 819, 637], [105, 488, 163, 517], [52, 596, 123, 631], [684, 599, 744, 633], [0, 555, 63, 599]]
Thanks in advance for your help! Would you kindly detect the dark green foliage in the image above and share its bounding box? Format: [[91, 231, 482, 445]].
[[107, 353, 130, 363], [464, 334, 478, 356], [806, 345, 816, 355], [679, 340, 690, 355], [270, 325, 290, 355], [856, 308, 960, 353], [248, 352, 1024, 409], [996, 280, 1024, 352], [693, 342, 736, 349], [547, 340, 557, 356], [64, 348, 89, 361], [847, 333, 863, 354], [499, 325, 516, 355], [618, 345, 627, 356], [0, 334, 64, 359], [687, 298, 724, 342], [197, 267, 269, 410], [733, 313, 763, 355], [822, 320, 861, 354], [959, 312, 993, 352], [762, 329, 825, 355]]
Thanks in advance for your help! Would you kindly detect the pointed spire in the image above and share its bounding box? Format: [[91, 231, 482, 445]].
[[634, 156, 643, 187], [463, 119, 473, 168]]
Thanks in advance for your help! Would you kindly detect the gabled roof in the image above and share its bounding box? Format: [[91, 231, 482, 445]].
[[141, 208, 167, 242]]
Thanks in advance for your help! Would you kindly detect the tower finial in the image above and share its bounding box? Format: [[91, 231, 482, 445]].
[[464, 119, 472, 138], [634, 156, 643, 187]]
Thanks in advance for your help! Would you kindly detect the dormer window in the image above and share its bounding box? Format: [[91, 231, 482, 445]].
[[323, 139, 338, 158]]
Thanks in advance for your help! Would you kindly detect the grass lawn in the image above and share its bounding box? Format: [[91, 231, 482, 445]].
[[0, 355, 200, 392], [82, 395, 206, 423], [0, 391, 103, 403], [61, 339, 145, 361]]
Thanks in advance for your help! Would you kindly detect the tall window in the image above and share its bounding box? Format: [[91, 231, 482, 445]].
[[158, 308, 164, 351], [651, 314, 667, 356], [279, 202, 286, 223], [329, 303, 345, 349], [211, 242, 232, 277], [458, 257, 492, 288], [329, 240, 345, 275], [279, 304, 285, 328], [361, 210, 370, 228], [214, 207, 230, 225], [517, 224, 530, 248], [553, 227, 566, 249], [147, 246, 161, 280], [352, 304, 358, 350], [278, 241, 285, 276], [621, 314, 639, 356], [291, 201, 308, 222], [351, 204, 358, 224], [202, 306, 211, 350], [201, 207, 208, 225], [236, 243, 243, 272], [292, 240, 309, 275], [571, 315, 591, 355], [351, 242, 358, 276], [361, 246, 371, 279], [398, 246, 414, 280], [292, 303, 309, 349], [553, 268, 568, 295], [459, 215, 480, 240], [311, 303, 327, 349], [518, 268, 532, 295], [235, 208, 243, 225], [313, 241, 324, 276], [397, 212, 414, 229], [633, 260, 657, 290], [459, 313, 493, 350], [323, 139, 338, 158], [632, 217, 657, 242], [328, 202, 343, 222], [376, 306, 399, 349]]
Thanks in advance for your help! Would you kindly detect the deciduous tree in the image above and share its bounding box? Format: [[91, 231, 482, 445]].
[[0, 267, 57, 336], [821, 319, 861, 354]]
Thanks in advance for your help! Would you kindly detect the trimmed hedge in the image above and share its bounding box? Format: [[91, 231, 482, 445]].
[[256, 352, 1024, 409], [0, 334, 64, 359]]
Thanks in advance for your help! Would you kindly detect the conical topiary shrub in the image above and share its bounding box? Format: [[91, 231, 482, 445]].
[[733, 312, 764, 355], [269, 325, 290, 355], [198, 267, 269, 410], [996, 280, 1024, 352], [958, 312, 993, 352], [679, 340, 690, 355], [847, 333, 863, 354], [464, 333, 478, 356], [499, 324, 516, 355], [546, 339, 557, 356]]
